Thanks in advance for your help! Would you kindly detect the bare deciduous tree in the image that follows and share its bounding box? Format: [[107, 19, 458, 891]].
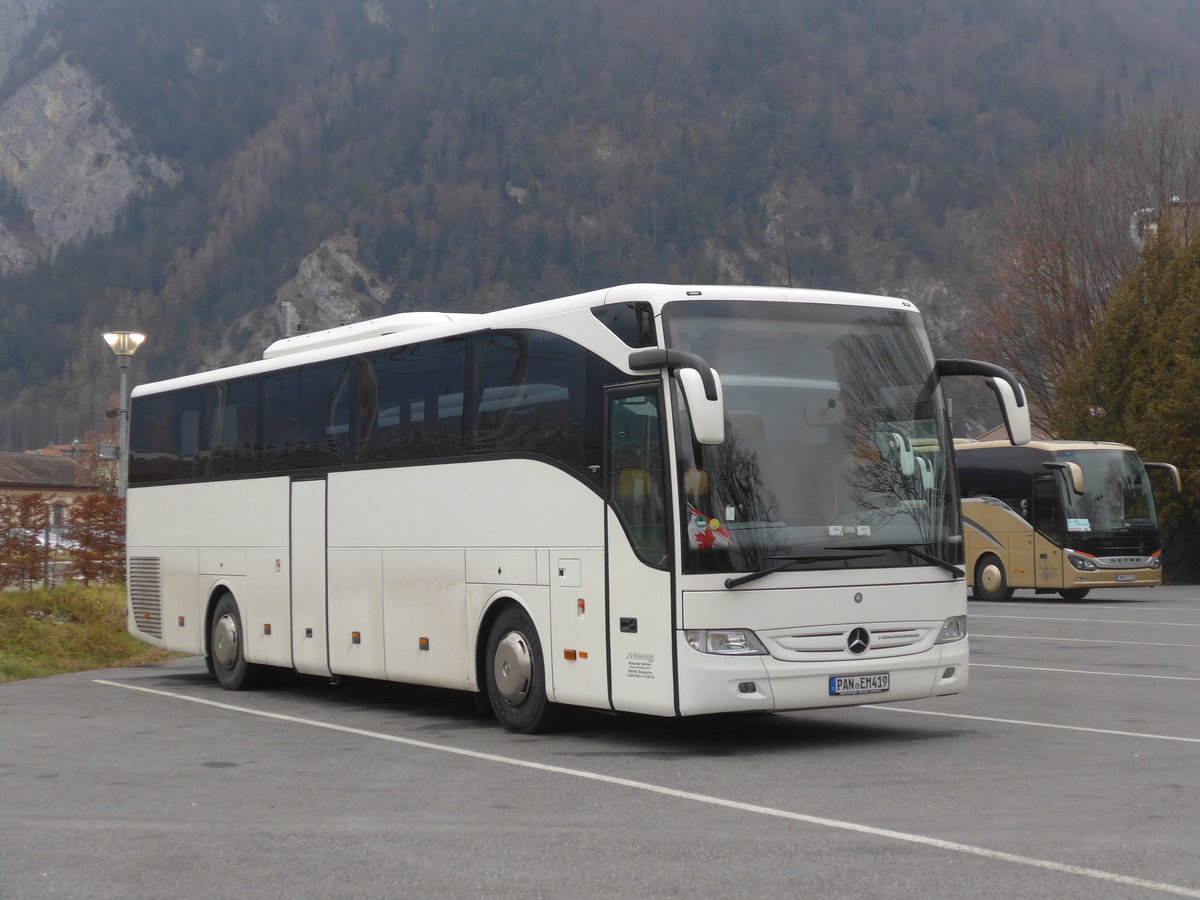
[[967, 102, 1200, 432]]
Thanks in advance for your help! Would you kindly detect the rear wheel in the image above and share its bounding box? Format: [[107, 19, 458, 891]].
[[484, 606, 560, 734], [209, 593, 264, 690], [1059, 588, 1091, 601], [973, 554, 1014, 602]]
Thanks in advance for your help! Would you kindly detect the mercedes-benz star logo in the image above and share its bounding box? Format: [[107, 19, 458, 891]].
[[847, 627, 870, 655]]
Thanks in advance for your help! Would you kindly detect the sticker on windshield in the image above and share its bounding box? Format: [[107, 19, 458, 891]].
[[829, 524, 872, 536], [1067, 518, 1091, 532], [688, 505, 734, 551]]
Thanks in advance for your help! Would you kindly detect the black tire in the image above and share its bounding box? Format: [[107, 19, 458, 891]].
[[209, 593, 264, 691], [484, 605, 560, 734], [973, 554, 1014, 602], [1059, 588, 1091, 601]]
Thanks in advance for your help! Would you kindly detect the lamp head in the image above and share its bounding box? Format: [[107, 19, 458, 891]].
[[103, 331, 146, 356]]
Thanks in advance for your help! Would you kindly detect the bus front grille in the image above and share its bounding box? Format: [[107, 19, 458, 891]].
[[1075, 535, 1152, 557], [128, 556, 163, 638]]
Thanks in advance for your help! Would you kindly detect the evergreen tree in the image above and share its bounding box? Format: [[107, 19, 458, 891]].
[[1052, 235, 1200, 581]]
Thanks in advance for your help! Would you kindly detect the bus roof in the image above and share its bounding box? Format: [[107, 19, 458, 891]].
[[132, 283, 917, 398]]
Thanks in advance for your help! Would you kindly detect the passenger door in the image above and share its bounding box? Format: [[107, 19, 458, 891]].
[[1032, 475, 1065, 589], [605, 387, 676, 716]]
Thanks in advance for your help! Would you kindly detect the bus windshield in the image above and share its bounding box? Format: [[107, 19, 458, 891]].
[[1058, 449, 1157, 534], [665, 300, 958, 576]]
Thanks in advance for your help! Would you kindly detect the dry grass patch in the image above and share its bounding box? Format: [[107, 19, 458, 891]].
[[0, 583, 179, 682]]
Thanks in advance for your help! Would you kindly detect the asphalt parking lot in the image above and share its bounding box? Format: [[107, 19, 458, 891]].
[[1, 585, 1197, 899]]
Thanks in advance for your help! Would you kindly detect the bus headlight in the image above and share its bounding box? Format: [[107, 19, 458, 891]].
[[685, 629, 769, 655], [935, 616, 967, 644], [1149, 556, 1162, 570], [1066, 551, 1098, 572]]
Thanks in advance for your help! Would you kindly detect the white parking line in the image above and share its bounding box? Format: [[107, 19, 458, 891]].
[[971, 614, 1200, 628], [972, 662, 1200, 683], [94, 679, 1200, 898], [972, 632, 1200, 649], [973, 602, 1200, 613], [864, 704, 1200, 744]]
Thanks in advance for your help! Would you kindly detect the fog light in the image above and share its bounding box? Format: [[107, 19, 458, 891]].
[[738, 682, 757, 694]]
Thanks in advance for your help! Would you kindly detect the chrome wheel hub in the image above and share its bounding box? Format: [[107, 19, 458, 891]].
[[493, 631, 532, 706], [213, 613, 239, 669]]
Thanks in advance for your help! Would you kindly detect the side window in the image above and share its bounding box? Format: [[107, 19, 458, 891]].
[[359, 338, 466, 462], [260, 360, 354, 471], [607, 390, 669, 567], [591, 302, 657, 347], [129, 387, 210, 483], [468, 332, 524, 454], [209, 379, 260, 476], [467, 330, 603, 476]]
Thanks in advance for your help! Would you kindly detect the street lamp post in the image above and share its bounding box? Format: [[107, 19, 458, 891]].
[[102, 331, 146, 499]]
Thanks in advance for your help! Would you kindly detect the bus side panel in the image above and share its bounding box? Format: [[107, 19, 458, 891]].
[[127, 480, 290, 658], [383, 549, 469, 688], [163, 548, 202, 652], [327, 549, 385, 678], [330, 461, 601, 549], [328, 461, 604, 696], [125, 545, 203, 653], [606, 510, 676, 716], [241, 550, 293, 667], [962, 500, 1036, 590], [549, 548, 609, 709]]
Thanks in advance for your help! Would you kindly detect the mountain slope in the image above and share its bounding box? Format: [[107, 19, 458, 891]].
[[3, 0, 1200, 448]]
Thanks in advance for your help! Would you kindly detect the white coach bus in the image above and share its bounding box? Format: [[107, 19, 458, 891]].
[[125, 283, 1029, 732]]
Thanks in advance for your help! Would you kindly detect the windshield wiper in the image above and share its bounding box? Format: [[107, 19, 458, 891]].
[[725, 552, 885, 589], [825, 542, 964, 578]]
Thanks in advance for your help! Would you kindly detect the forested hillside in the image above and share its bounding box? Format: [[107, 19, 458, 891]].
[[3, 0, 1200, 448]]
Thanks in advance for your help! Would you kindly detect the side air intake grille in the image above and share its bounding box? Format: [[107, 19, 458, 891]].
[[128, 557, 163, 638]]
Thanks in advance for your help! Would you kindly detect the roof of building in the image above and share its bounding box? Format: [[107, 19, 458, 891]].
[[975, 417, 1051, 443], [0, 452, 81, 489]]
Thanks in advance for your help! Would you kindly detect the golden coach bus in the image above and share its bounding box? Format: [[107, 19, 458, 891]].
[[957, 440, 1179, 601]]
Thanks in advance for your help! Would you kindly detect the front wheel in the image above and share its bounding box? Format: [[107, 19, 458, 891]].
[[973, 554, 1014, 602], [1059, 588, 1091, 601], [209, 593, 264, 690], [484, 606, 560, 734]]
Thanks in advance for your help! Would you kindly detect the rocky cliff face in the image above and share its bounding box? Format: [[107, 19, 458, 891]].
[[204, 233, 392, 368], [0, 0, 52, 86], [0, 56, 178, 254], [0, 0, 177, 257]]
